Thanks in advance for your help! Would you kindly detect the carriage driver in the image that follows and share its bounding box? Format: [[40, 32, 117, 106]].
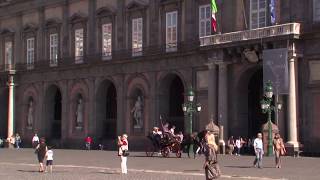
[[152, 127, 162, 150]]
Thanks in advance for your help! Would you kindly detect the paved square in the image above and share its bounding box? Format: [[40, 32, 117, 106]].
[[0, 149, 319, 180]]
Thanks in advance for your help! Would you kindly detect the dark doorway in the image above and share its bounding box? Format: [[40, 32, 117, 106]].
[[45, 85, 62, 140], [52, 90, 62, 139], [96, 81, 117, 139], [0, 88, 8, 138], [168, 76, 185, 133], [105, 84, 117, 138], [248, 69, 267, 138]]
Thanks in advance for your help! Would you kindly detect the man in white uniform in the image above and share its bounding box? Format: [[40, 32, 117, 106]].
[[253, 133, 264, 168]]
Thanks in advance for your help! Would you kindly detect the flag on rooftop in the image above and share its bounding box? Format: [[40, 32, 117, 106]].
[[211, 0, 218, 32]]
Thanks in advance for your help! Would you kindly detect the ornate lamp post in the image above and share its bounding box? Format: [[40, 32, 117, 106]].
[[260, 81, 282, 156], [182, 88, 202, 134], [182, 87, 201, 157]]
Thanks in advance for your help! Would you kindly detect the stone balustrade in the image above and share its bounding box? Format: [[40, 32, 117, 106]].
[[200, 23, 301, 46]]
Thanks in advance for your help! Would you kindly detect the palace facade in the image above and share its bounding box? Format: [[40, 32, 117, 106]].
[[0, 0, 319, 153]]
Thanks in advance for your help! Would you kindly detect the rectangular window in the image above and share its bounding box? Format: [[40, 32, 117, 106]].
[[199, 4, 211, 37], [102, 23, 112, 59], [166, 11, 178, 52], [314, 0, 320, 22], [250, 0, 266, 29], [132, 18, 143, 56], [75, 28, 84, 63], [49, 33, 58, 66], [5, 41, 13, 70], [26, 37, 35, 69]]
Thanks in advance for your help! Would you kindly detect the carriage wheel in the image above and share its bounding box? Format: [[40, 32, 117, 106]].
[[161, 147, 170, 158], [145, 146, 155, 157]]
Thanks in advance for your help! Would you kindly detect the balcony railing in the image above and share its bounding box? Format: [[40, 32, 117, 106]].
[[200, 23, 301, 46]]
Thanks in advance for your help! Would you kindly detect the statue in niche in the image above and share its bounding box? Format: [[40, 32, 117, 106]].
[[27, 99, 34, 128], [131, 96, 143, 128], [75, 96, 84, 128]]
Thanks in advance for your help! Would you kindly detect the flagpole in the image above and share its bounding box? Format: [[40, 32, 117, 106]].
[[241, 0, 248, 29]]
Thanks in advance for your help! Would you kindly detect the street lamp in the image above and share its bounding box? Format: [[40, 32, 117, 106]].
[[260, 81, 282, 156], [182, 87, 201, 134], [182, 87, 201, 157]]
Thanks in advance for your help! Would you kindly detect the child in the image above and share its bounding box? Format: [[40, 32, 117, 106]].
[[45, 146, 53, 173]]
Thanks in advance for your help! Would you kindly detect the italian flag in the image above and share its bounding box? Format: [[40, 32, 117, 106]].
[[211, 0, 218, 32]]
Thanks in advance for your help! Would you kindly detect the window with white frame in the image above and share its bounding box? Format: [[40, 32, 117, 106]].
[[102, 23, 112, 59], [74, 28, 84, 62], [49, 33, 58, 66], [26, 37, 35, 66], [5, 41, 13, 69], [132, 18, 143, 56], [199, 4, 211, 37], [166, 11, 178, 52], [250, 0, 267, 29], [314, 0, 320, 22]]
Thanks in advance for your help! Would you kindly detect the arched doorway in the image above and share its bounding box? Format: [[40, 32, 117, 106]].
[[248, 69, 267, 138], [96, 80, 117, 139], [45, 85, 62, 139], [159, 74, 185, 133], [235, 67, 267, 139], [0, 88, 8, 138]]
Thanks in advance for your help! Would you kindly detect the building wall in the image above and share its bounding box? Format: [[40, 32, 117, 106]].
[[0, 0, 319, 152]]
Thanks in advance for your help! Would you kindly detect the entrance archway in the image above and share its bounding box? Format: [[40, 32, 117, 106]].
[[248, 69, 267, 138], [235, 67, 267, 138], [159, 74, 185, 133], [45, 85, 62, 139], [0, 88, 8, 138], [96, 80, 117, 139]]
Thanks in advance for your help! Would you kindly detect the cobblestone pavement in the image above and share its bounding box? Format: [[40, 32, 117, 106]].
[[0, 149, 319, 180]]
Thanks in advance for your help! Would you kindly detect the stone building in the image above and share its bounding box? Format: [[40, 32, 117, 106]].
[[0, 0, 318, 153]]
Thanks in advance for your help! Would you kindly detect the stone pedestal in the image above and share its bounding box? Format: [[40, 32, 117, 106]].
[[262, 122, 279, 155]]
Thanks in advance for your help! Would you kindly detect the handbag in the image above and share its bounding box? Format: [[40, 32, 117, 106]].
[[122, 150, 129, 156]]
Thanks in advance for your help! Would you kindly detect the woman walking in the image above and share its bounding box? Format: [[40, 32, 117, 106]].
[[273, 133, 286, 168], [203, 132, 221, 179], [35, 138, 47, 172], [118, 134, 129, 174]]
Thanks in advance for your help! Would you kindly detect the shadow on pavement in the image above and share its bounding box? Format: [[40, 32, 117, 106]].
[[224, 165, 274, 169], [95, 171, 120, 175], [17, 170, 69, 173]]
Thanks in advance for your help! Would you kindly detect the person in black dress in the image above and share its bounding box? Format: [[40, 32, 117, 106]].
[[35, 138, 47, 172]]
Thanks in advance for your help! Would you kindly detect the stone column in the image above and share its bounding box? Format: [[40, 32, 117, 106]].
[[7, 72, 15, 144], [217, 62, 228, 146], [38, 7, 45, 61], [207, 61, 217, 123], [287, 56, 299, 148], [62, 2, 69, 58], [88, 0, 96, 55]]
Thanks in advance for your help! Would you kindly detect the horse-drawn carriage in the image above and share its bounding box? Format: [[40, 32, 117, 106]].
[[145, 132, 182, 158]]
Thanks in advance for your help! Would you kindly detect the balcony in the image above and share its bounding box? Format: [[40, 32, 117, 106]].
[[200, 23, 301, 46]]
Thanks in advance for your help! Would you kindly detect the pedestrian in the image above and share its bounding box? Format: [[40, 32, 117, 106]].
[[35, 137, 47, 172], [273, 133, 286, 168], [227, 136, 235, 155], [45, 146, 54, 173], [32, 133, 39, 148], [0, 137, 3, 148], [253, 133, 264, 168], [235, 137, 241, 156], [203, 131, 221, 179], [118, 134, 129, 174], [15, 133, 21, 149], [85, 136, 92, 150], [7, 135, 15, 149]]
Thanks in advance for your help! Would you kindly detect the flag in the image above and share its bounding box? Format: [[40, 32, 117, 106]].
[[211, 0, 218, 32], [270, 0, 276, 25]]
